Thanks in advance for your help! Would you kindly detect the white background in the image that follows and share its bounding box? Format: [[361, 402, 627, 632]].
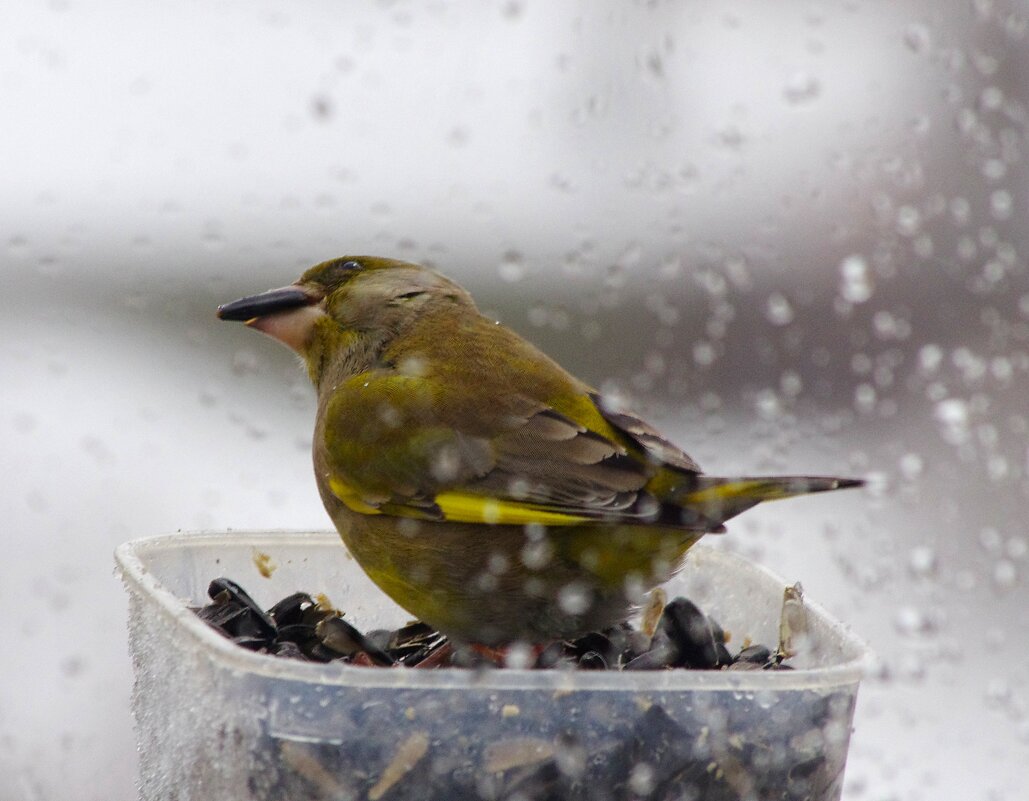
[[2, 2, 1028, 799]]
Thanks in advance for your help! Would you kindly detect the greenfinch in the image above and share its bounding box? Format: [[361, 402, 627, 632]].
[[218, 256, 861, 645]]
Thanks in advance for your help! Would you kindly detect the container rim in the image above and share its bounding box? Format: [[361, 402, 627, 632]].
[[116, 529, 870, 693]]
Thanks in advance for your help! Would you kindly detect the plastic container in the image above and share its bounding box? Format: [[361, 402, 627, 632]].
[[116, 530, 868, 801]]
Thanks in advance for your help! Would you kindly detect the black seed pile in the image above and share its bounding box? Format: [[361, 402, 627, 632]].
[[193, 578, 791, 671], [185, 579, 847, 801]]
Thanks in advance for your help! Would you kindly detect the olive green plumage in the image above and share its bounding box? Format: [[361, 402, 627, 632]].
[[218, 256, 861, 644]]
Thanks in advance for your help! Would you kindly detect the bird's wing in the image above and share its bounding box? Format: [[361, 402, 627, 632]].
[[317, 369, 712, 527]]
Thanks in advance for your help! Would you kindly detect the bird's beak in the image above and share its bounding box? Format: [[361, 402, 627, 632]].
[[217, 286, 324, 353]]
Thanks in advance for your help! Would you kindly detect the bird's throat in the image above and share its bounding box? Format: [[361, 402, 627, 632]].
[[247, 305, 326, 354]]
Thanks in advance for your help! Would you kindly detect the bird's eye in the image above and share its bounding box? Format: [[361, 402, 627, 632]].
[[340, 260, 362, 271]]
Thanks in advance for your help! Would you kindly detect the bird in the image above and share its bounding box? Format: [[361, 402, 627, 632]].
[[218, 256, 862, 646]]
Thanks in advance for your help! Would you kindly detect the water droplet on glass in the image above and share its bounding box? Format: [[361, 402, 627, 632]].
[[765, 293, 794, 326], [693, 342, 716, 366], [520, 540, 552, 570], [918, 344, 943, 373], [839, 254, 873, 303], [754, 389, 781, 420], [1007, 536, 1027, 561], [311, 94, 334, 121], [783, 71, 821, 104], [557, 582, 591, 615], [989, 189, 1013, 220], [934, 398, 969, 443], [982, 157, 1006, 180], [980, 85, 1004, 110], [201, 223, 223, 251], [899, 452, 923, 480], [497, 251, 525, 283], [628, 763, 656, 796], [896, 205, 921, 236], [197, 387, 220, 409], [902, 23, 931, 53], [446, 127, 469, 147], [717, 124, 745, 150], [8, 235, 28, 256], [503, 641, 533, 669], [985, 678, 1012, 708], [80, 436, 115, 465], [854, 383, 876, 414], [60, 656, 86, 678], [500, 0, 524, 20], [993, 559, 1017, 590], [907, 545, 937, 578], [231, 349, 261, 375], [979, 527, 1002, 553], [780, 370, 802, 397], [893, 606, 935, 636], [897, 652, 927, 681]]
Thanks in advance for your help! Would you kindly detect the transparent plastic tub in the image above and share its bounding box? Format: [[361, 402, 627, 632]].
[[116, 530, 868, 801]]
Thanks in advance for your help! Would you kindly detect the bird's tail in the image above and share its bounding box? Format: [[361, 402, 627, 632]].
[[678, 475, 864, 530]]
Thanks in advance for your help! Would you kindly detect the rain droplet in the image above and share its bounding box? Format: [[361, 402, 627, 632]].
[[907, 545, 937, 578], [198, 386, 221, 407], [839, 254, 873, 303], [896, 205, 921, 236], [8, 235, 28, 256], [897, 652, 927, 681], [231, 349, 261, 375], [980, 85, 1004, 110], [311, 94, 334, 121], [60, 656, 86, 678], [497, 251, 525, 283], [557, 582, 591, 615], [990, 189, 1013, 220], [755, 389, 781, 420], [628, 763, 656, 796], [902, 23, 931, 53], [899, 452, 923, 479], [520, 540, 552, 570], [893, 606, 935, 636], [950, 197, 971, 225], [765, 293, 794, 326], [938, 397, 967, 442], [717, 124, 745, 150], [500, 0, 524, 20], [993, 559, 1017, 589], [503, 641, 533, 669], [919, 344, 943, 373], [780, 370, 802, 396], [446, 127, 469, 147], [693, 342, 716, 366], [982, 158, 1006, 180], [783, 71, 821, 104], [979, 527, 1002, 553], [854, 383, 876, 414], [80, 436, 115, 465]]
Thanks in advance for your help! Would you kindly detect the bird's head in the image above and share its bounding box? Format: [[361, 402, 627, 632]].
[[217, 255, 474, 384]]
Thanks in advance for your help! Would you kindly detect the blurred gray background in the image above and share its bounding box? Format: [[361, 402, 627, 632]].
[[3, 1, 1028, 799]]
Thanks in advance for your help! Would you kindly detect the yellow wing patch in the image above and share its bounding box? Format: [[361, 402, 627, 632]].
[[329, 476, 383, 516], [434, 491, 590, 526], [330, 479, 590, 525], [682, 480, 793, 506]]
